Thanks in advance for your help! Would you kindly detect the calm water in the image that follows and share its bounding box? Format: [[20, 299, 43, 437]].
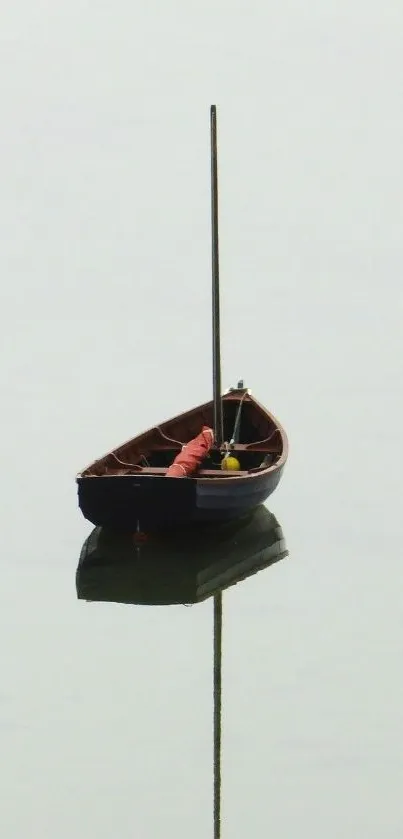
[[1, 3, 403, 837]]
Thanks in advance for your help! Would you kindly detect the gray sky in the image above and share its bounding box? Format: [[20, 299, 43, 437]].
[[1, 1, 402, 837]]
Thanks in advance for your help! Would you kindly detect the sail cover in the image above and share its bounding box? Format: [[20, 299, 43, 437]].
[[166, 427, 214, 477]]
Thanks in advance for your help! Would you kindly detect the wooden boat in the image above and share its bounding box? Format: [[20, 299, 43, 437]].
[[75, 505, 289, 606], [76, 106, 288, 529], [77, 383, 288, 530]]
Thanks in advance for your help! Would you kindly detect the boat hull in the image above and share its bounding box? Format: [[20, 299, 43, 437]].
[[77, 462, 285, 530]]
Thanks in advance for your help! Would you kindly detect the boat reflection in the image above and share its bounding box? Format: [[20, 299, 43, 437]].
[[76, 505, 289, 606]]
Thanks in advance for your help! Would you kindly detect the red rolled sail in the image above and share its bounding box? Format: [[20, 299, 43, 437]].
[[166, 426, 214, 477]]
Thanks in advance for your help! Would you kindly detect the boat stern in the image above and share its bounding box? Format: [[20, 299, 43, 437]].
[[77, 474, 198, 530]]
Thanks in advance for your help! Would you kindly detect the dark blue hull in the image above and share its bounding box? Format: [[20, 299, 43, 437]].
[[77, 464, 284, 531]]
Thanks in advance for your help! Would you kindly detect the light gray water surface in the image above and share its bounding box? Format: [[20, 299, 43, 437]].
[[1, 2, 402, 836]]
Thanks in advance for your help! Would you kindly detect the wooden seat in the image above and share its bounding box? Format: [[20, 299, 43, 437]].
[[135, 467, 248, 478]]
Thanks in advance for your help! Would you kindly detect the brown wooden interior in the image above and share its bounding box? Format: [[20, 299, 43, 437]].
[[80, 393, 284, 479]]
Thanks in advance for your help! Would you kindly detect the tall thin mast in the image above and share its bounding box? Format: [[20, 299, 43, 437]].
[[210, 105, 224, 446]]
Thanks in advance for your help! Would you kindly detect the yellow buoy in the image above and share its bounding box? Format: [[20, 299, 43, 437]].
[[221, 455, 241, 471]]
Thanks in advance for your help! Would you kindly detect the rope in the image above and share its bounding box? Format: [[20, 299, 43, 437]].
[[221, 391, 250, 458], [213, 593, 222, 839], [244, 426, 281, 449], [109, 453, 143, 469], [155, 426, 185, 447]]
